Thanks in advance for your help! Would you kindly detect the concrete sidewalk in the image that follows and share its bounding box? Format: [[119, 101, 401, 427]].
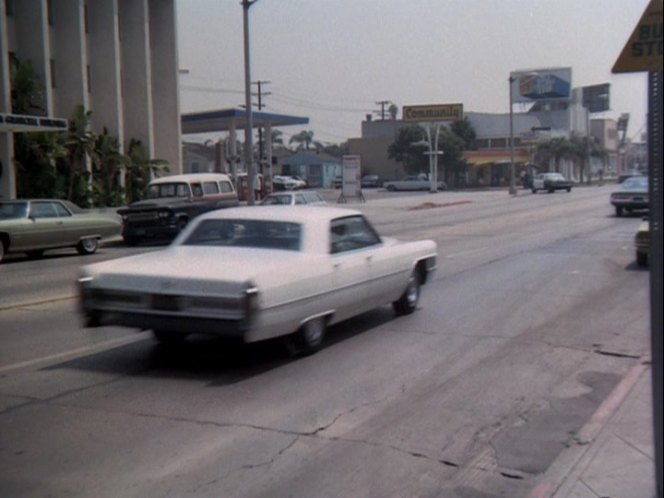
[[529, 359, 657, 498]]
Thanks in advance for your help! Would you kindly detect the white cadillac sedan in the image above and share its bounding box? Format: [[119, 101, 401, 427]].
[[78, 206, 437, 355]]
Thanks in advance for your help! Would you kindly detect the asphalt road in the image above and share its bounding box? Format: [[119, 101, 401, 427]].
[[0, 185, 651, 497]]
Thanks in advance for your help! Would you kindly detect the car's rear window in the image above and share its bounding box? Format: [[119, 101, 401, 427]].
[[182, 219, 302, 251], [622, 177, 648, 190], [147, 182, 190, 199], [0, 201, 28, 219]]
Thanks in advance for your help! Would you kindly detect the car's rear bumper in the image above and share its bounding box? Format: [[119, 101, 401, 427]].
[[88, 310, 247, 337], [610, 200, 649, 209]]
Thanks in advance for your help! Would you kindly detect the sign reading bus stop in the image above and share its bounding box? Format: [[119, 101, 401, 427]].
[[612, 0, 663, 73]]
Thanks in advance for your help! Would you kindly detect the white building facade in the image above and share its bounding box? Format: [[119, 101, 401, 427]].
[[0, 0, 181, 199]]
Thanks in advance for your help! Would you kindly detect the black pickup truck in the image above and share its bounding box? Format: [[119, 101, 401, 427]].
[[118, 173, 239, 245]]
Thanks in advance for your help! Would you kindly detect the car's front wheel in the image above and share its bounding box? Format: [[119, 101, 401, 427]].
[[77, 237, 99, 255], [615, 206, 623, 217], [636, 251, 648, 267], [393, 269, 421, 315]]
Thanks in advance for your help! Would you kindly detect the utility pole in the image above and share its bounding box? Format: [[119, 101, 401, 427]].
[[253, 80, 271, 173], [375, 100, 392, 120], [241, 0, 258, 205]]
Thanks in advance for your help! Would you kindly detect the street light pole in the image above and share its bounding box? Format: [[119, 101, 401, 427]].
[[508, 76, 517, 195], [242, 0, 258, 205]]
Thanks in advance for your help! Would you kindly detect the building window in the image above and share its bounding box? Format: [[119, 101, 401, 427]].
[[84, 3, 89, 33], [47, 0, 53, 26], [50, 59, 56, 88], [8, 52, 18, 70]]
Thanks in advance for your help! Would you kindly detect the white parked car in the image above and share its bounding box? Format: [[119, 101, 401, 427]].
[[272, 175, 304, 191], [78, 206, 437, 355], [383, 174, 447, 192], [260, 191, 326, 206]]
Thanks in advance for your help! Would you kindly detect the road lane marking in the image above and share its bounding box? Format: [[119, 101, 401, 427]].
[[0, 333, 150, 373]]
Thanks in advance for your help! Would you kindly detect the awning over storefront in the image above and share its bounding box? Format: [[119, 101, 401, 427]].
[[181, 108, 309, 134], [0, 113, 68, 133], [463, 149, 531, 168]]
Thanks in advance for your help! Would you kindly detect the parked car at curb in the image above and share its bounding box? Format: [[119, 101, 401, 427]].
[[383, 175, 446, 192], [260, 191, 326, 206], [531, 172, 573, 193], [361, 174, 380, 188], [635, 218, 649, 267], [0, 199, 121, 263], [78, 206, 437, 355], [117, 173, 238, 246], [610, 175, 649, 217], [272, 175, 305, 191]]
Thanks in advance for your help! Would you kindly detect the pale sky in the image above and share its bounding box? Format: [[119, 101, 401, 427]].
[[176, 0, 651, 145]]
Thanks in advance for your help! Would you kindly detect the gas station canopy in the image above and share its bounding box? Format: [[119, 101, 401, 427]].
[[181, 108, 309, 135]]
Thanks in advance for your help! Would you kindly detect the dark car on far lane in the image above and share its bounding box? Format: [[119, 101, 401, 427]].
[[531, 172, 573, 193], [610, 176, 648, 217]]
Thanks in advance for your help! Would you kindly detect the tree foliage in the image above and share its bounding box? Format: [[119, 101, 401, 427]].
[[11, 58, 170, 206], [388, 124, 467, 183], [10, 58, 44, 114], [289, 130, 323, 151]]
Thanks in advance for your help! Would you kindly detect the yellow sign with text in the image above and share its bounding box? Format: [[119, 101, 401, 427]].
[[613, 0, 663, 73], [402, 103, 463, 122]]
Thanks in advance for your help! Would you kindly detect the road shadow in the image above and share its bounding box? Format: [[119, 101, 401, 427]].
[[45, 307, 396, 385]]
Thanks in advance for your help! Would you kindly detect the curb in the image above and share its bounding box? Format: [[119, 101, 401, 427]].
[[526, 357, 651, 498]]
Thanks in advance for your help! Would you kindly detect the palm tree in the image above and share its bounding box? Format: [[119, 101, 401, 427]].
[[271, 129, 284, 146], [124, 139, 169, 204], [289, 130, 322, 151], [14, 131, 66, 198], [65, 105, 96, 205], [536, 136, 575, 174], [92, 128, 127, 206]]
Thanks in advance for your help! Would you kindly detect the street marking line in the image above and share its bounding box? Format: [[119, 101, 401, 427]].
[[0, 333, 150, 373]]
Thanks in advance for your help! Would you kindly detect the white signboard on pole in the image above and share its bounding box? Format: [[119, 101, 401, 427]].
[[338, 155, 364, 203]]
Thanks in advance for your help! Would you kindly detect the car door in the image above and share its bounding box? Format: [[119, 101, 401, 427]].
[[23, 201, 66, 249], [328, 216, 377, 320]]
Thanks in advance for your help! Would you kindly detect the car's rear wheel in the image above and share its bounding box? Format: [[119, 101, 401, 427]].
[[284, 316, 326, 356], [615, 206, 623, 217], [386, 185, 396, 192], [636, 251, 648, 267], [393, 269, 421, 315], [531, 188, 537, 193], [77, 237, 99, 255], [0, 240, 5, 263]]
